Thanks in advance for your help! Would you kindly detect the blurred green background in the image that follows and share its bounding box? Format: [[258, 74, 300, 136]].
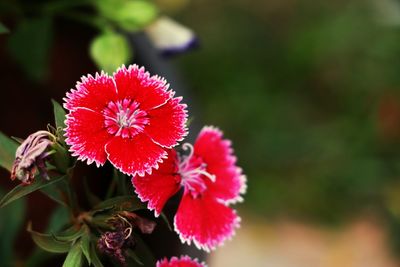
[[176, 0, 400, 226]]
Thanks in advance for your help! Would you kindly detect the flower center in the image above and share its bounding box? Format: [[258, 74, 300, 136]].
[[103, 99, 149, 139], [178, 143, 215, 198]]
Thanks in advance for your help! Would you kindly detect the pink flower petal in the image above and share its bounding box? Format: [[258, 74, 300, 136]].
[[64, 72, 117, 112], [65, 108, 111, 166], [132, 149, 181, 217], [194, 126, 246, 204], [157, 255, 206, 267], [145, 97, 188, 148], [174, 191, 240, 252], [114, 65, 173, 111], [105, 134, 167, 176]]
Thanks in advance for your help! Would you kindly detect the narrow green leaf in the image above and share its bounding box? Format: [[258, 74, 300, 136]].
[[83, 177, 101, 207], [0, 131, 18, 171], [52, 226, 85, 242], [160, 213, 172, 231], [90, 31, 131, 74], [80, 229, 91, 265], [62, 241, 83, 267], [7, 17, 53, 81], [40, 184, 68, 207], [0, 22, 9, 34], [113, 168, 128, 195], [0, 175, 67, 208], [131, 233, 156, 266], [27, 223, 71, 253], [90, 243, 104, 267], [52, 99, 67, 130], [126, 249, 144, 265], [92, 195, 145, 214]]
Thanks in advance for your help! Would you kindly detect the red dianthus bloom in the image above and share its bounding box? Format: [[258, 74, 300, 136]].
[[132, 126, 246, 251], [157, 255, 206, 267], [64, 65, 187, 176]]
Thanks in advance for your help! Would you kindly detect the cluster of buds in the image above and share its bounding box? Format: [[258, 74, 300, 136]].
[[97, 212, 156, 265]]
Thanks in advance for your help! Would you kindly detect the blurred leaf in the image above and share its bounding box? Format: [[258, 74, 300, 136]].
[[27, 222, 71, 253], [0, 131, 18, 172], [7, 17, 53, 81], [92, 195, 145, 214], [0, 175, 67, 208], [62, 241, 83, 267], [52, 99, 67, 131], [80, 229, 91, 265], [90, 242, 104, 267], [0, 22, 9, 34], [90, 31, 131, 73], [0, 188, 26, 267], [97, 0, 157, 31]]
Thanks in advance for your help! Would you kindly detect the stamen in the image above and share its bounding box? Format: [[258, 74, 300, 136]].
[[183, 168, 216, 182], [117, 214, 133, 239], [179, 143, 194, 170]]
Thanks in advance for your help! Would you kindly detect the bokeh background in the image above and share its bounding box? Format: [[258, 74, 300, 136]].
[[3, 0, 400, 266]]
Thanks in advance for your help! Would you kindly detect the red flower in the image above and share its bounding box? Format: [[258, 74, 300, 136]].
[[157, 255, 206, 267], [64, 65, 187, 176], [132, 126, 246, 251]]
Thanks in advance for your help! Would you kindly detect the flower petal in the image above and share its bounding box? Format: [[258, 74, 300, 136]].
[[145, 97, 188, 148], [157, 255, 206, 267], [65, 108, 111, 166], [194, 126, 246, 204], [64, 72, 117, 112], [105, 134, 167, 176], [132, 149, 181, 217], [114, 65, 173, 110], [174, 191, 240, 252]]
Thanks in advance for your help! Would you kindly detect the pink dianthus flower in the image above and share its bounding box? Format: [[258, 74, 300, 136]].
[[132, 126, 247, 251], [64, 65, 187, 176], [157, 255, 206, 267]]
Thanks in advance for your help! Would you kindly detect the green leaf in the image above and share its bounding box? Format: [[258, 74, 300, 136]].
[[0, 22, 9, 34], [90, 31, 131, 73], [92, 195, 145, 214], [52, 226, 85, 242], [83, 177, 101, 207], [131, 233, 156, 266], [7, 17, 53, 81], [62, 241, 83, 267], [0, 131, 18, 172], [160, 213, 172, 231], [27, 223, 71, 253], [40, 184, 68, 207], [0, 175, 67, 208], [126, 249, 144, 265], [90, 242, 104, 267], [113, 168, 129, 195], [80, 229, 91, 265], [97, 0, 158, 31], [0, 188, 26, 266], [52, 99, 67, 130], [25, 206, 70, 267]]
